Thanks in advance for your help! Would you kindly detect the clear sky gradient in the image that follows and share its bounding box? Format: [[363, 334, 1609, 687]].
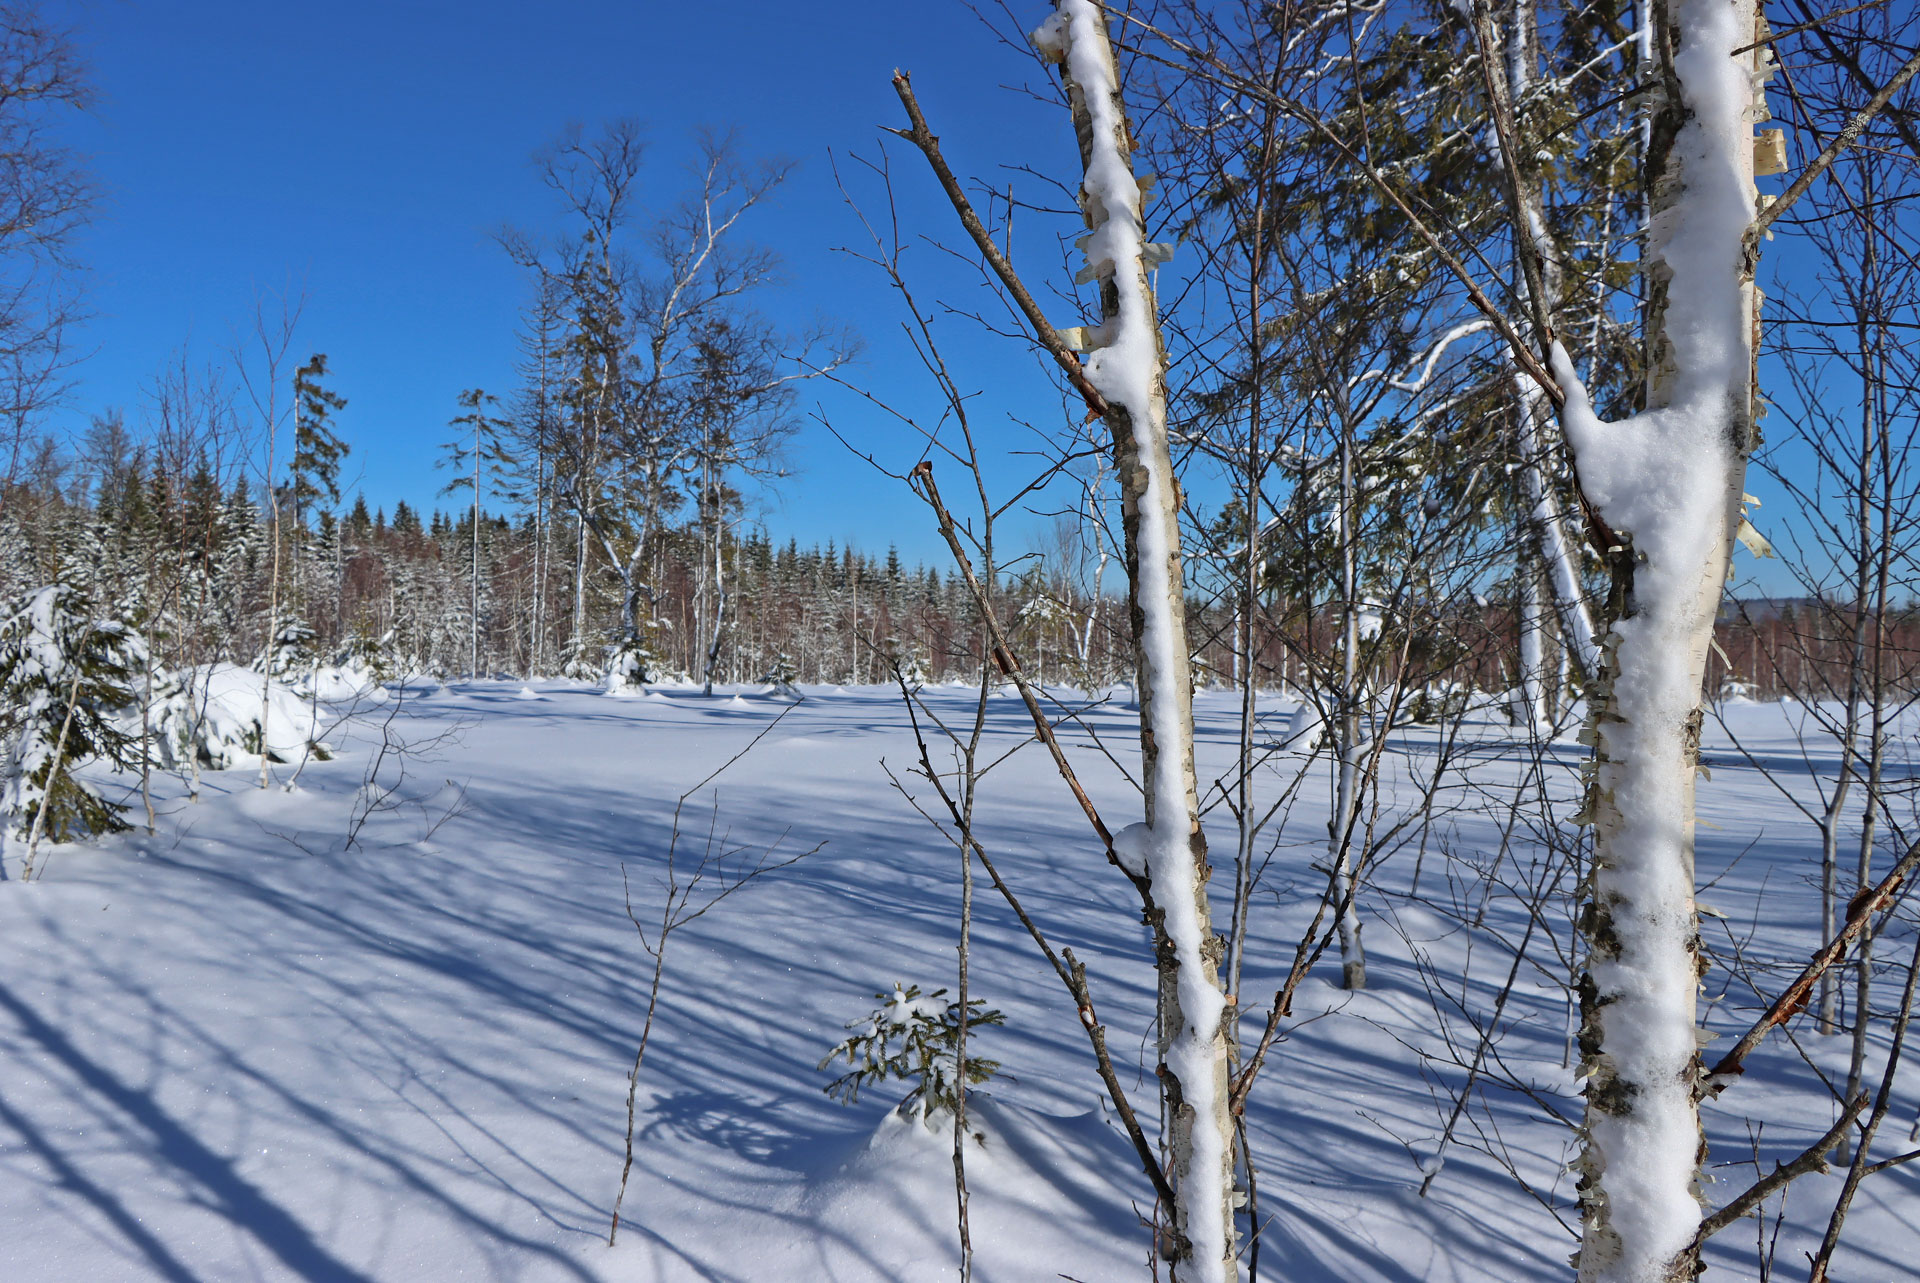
[[51, 0, 1089, 567], [43, 1, 1821, 592]]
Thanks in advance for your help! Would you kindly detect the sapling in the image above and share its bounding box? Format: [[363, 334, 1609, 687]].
[[0, 584, 144, 870], [761, 651, 800, 699], [606, 706, 822, 1247], [819, 983, 1005, 1127]]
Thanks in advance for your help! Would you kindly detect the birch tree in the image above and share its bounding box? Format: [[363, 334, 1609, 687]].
[[893, 1, 1234, 1272], [1547, 0, 1768, 1275]]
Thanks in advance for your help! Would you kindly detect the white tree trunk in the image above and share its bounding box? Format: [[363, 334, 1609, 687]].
[[1518, 548, 1550, 728], [1332, 425, 1367, 990], [1037, 4, 1234, 1276], [1559, 1, 1765, 1277], [1517, 374, 1602, 681]]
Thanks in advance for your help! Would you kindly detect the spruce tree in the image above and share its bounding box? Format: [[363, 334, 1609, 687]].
[[439, 388, 514, 676], [290, 354, 350, 535], [0, 583, 143, 851]]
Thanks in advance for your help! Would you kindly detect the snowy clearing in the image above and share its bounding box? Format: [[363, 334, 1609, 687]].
[[0, 682, 1914, 1281]]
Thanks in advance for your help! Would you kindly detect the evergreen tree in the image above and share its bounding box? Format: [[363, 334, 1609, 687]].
[[0, 583, 143, 849], [439, 388, 514, 676], [289, 354, 350, 535]]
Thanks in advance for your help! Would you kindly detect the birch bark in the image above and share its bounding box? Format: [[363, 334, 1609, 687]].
[[1561, 1, 1767, 1277], [1036, 4, 1235, 1275]]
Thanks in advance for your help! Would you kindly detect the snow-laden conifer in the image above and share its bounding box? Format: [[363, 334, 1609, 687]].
[[820, 984, 1005, 1128], [0, 583, 143, 851]]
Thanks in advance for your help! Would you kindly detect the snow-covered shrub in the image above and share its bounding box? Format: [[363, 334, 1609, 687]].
[[308, 660, 380, 702], [1404, 683, 1471, 725], [1279, 701, 1326, 751], [0, 584, 143, 842], [557, 635, 599, 682], [604, 623, 685, 694], [264, 619, 320, 678], [603, 634, 655, 694], [820, 984, 1004, 1126], [883, 637, 929, 691], [146, 663, 332, 771], [264, 614, 320, 676], [338, 627, 398, 686], [762, 652, 800, 698]]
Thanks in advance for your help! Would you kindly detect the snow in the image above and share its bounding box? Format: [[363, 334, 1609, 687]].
[[308, 662, 384, 703], [0, 587, 80, 826], [1110, 819, 1152, 878], [148, 663, 332, 771], [0, 682, 1913, 1279], [1283, 701, 1326, 752]]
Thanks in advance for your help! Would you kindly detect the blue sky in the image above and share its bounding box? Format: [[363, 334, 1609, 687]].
[[38, 0, 1828, 593], [50, 0, 1087, 566]]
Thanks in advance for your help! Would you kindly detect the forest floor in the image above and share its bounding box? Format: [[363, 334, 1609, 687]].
[[0, 679, 1914, 1281]]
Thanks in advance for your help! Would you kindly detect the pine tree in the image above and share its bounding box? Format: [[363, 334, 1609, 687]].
[[289, 354, 349, 536], [0, 583, 143, 853], [438, 388, 514, 676]]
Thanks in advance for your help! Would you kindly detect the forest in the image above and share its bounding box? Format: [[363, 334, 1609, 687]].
[[2, 1, 1919, 1281]]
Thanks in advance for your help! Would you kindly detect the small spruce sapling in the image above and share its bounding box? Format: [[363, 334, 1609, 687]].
[[0, 584, 144, 847], [604, 620, 677, 693], [266, 619, 319, 679], [762, 651, 800, 698], [883, 637, 930, 691], [341, 626, 397, 685], [820, 984, 1005, 1128]]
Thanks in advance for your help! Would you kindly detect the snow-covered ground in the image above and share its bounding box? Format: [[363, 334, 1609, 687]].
[[0, 681, 1913, 1280]]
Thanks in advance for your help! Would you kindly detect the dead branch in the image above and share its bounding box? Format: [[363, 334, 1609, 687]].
[[1705, 837, 1920, 1091]]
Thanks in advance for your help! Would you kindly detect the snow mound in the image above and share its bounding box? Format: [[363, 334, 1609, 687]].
[[308, 663, 379, 702], [790, 1096, 1142, 1279], [1282, 702, 1326, 751], [149, 663, 332, 770]]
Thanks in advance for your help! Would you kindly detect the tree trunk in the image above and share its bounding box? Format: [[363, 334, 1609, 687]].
[[1564, 1, 1765, 1278], [1040, 5, 1235, 1276], [572, 514, 587, 667], [1333, 422, 1367, 990]]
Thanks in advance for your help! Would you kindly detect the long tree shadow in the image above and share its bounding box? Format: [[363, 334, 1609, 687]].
[[0, 980, 378, 1283], [0, 1077, 202, 1283]]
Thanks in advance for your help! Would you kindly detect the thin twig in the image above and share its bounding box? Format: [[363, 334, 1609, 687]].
[[1750, 41, 1920, 242], [889, 670, 1176, 1211]]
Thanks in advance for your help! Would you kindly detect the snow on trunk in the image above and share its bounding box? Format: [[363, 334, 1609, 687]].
[[1496, 0, 1602, 688], [1034, 4, 1233, 1277], [1555, 0, 1765, 1278]]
